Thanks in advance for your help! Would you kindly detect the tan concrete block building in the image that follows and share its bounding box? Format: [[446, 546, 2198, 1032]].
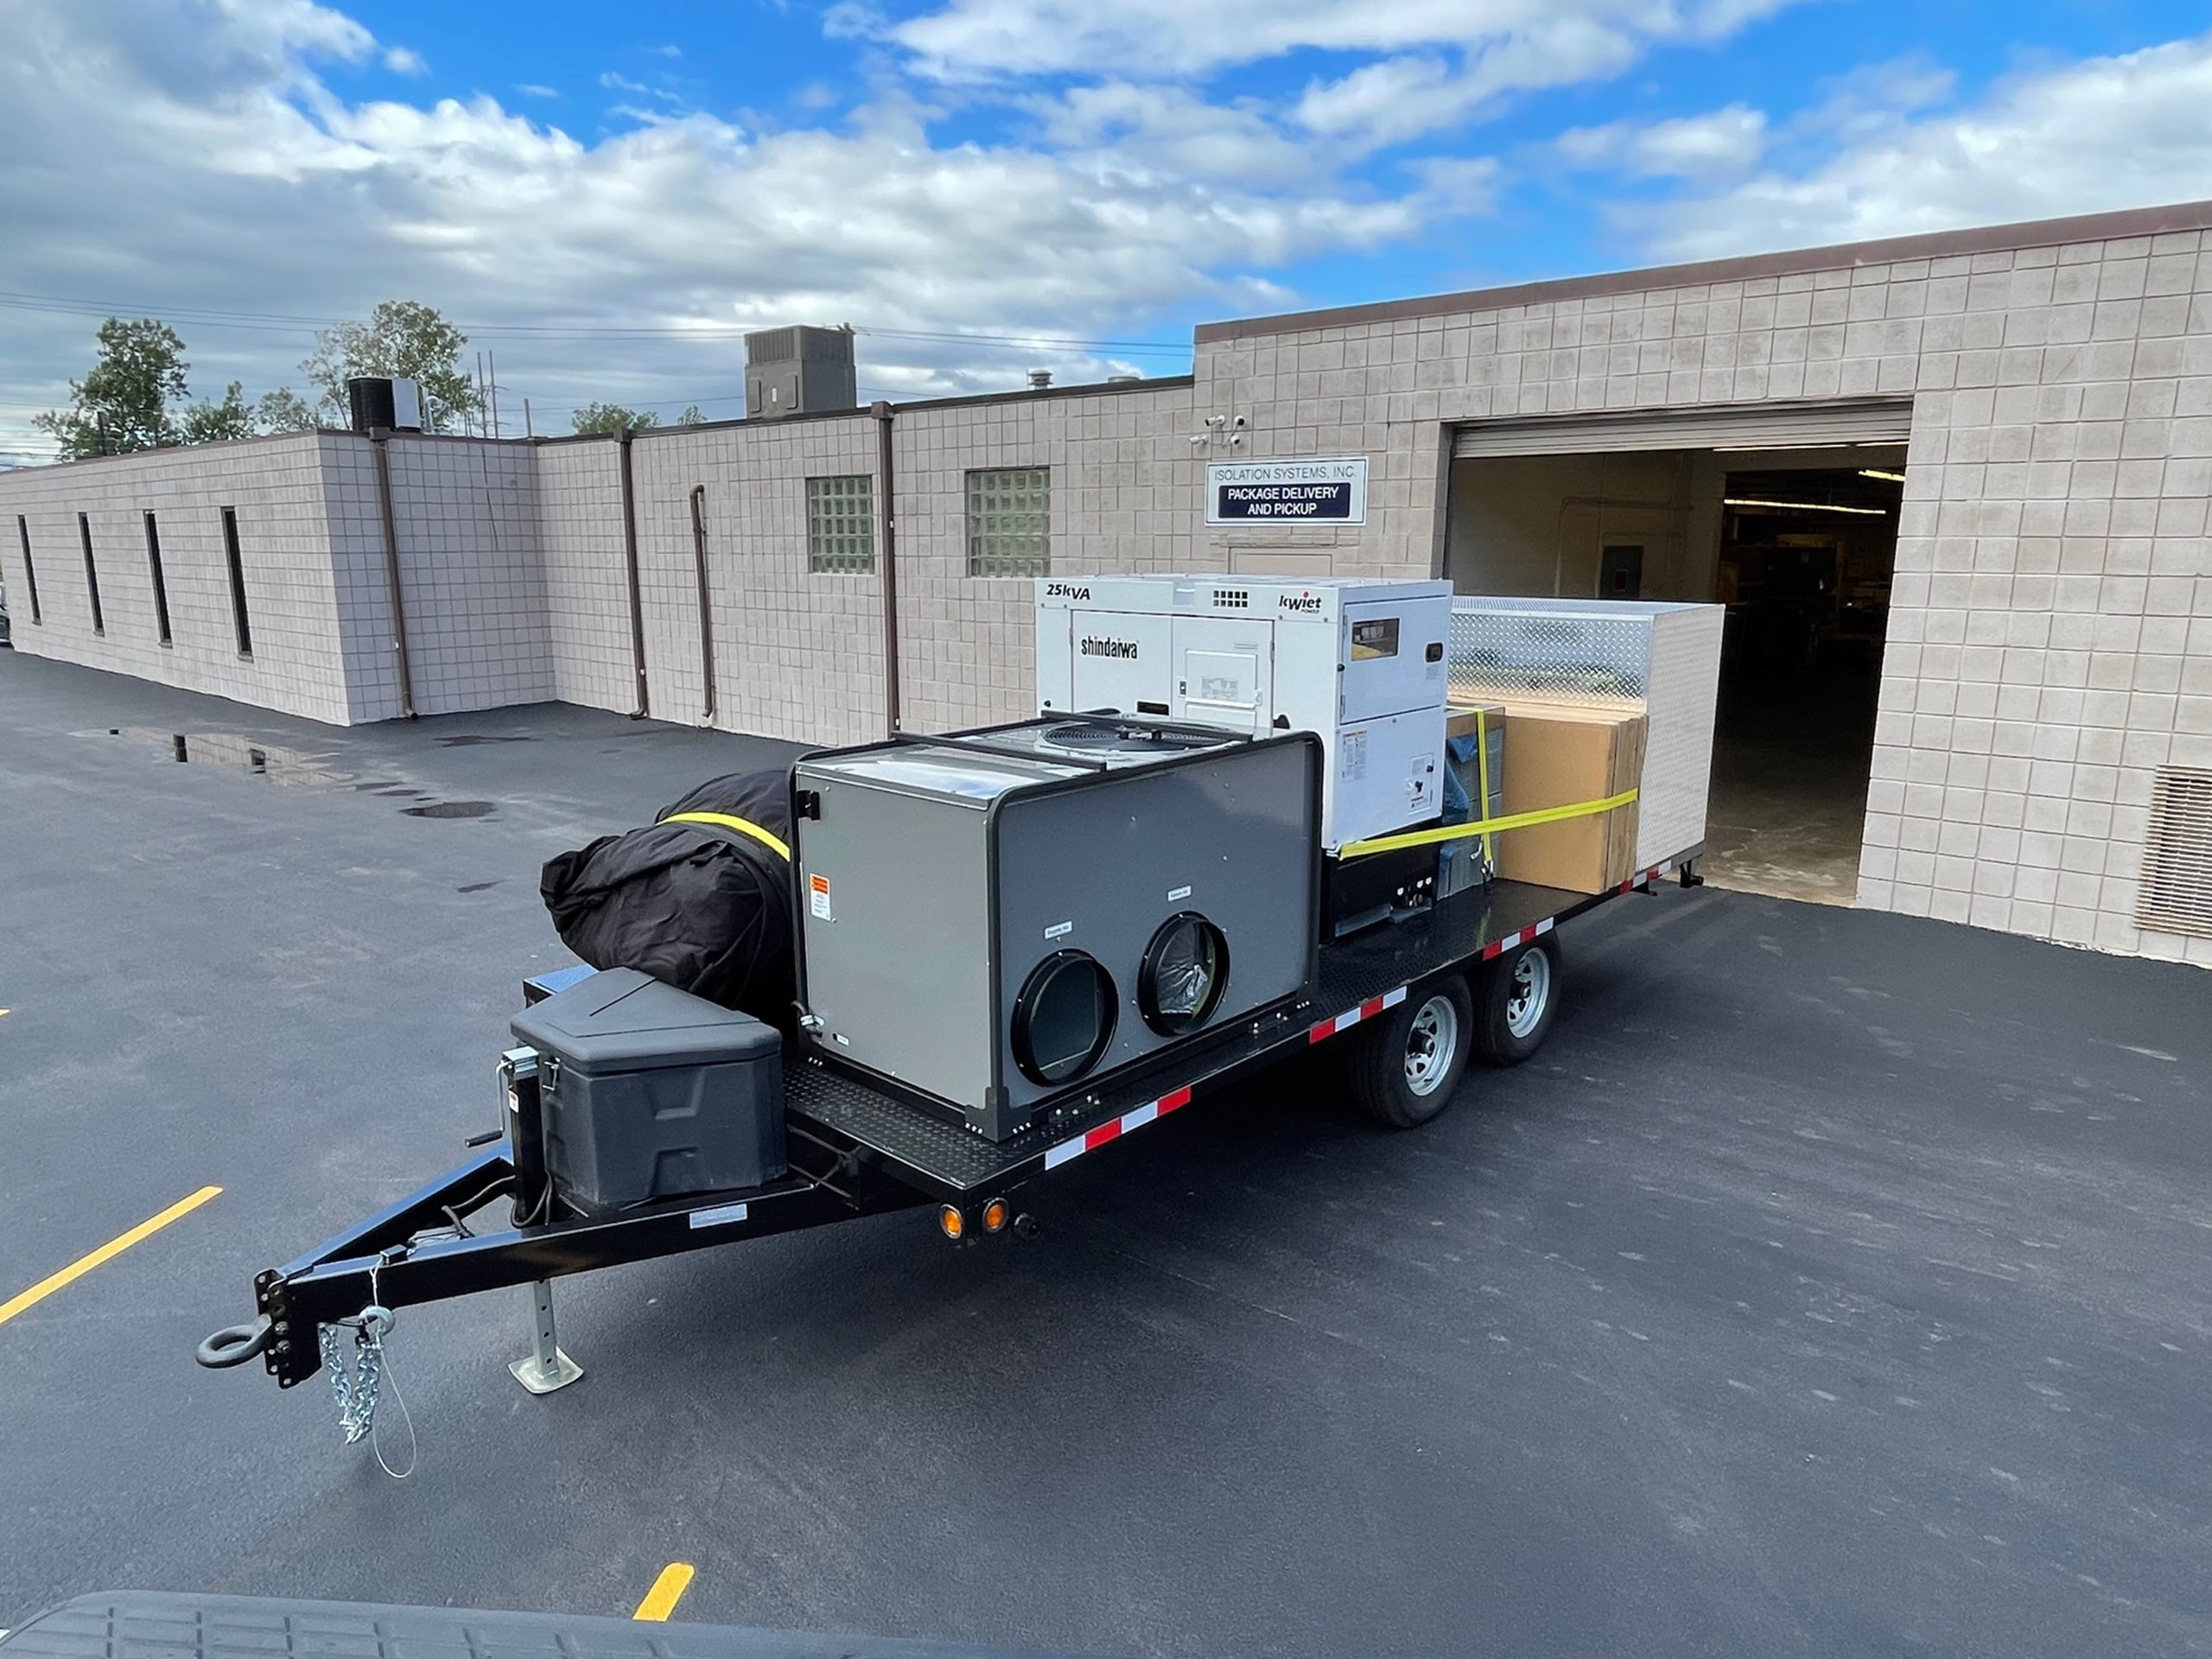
[[6, 199, 2210, 965]]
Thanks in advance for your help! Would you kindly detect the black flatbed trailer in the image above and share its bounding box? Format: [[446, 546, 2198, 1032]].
[[197, 855, 1699, 1397]]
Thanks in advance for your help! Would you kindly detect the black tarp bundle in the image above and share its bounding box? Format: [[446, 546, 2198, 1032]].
[[539, 770, 795, 1028]]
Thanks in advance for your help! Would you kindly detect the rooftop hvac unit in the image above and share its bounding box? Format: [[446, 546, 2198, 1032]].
[[346, 377, 423, 433], [744, 324, 858, 419]]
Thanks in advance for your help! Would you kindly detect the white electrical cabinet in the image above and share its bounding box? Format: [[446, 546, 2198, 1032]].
[[1035, 575, 1453, 850]]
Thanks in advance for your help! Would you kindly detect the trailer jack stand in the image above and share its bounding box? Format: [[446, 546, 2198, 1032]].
[[509, 1279, 583, 1395]]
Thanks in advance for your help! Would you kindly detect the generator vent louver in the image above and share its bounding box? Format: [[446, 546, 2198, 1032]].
[[2136, 766, 2212, 939]]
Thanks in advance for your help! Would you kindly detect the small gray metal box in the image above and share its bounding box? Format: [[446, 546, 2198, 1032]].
[[511, 968, 785, 1212]]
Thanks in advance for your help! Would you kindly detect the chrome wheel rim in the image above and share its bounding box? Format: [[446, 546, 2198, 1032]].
[[1505, 949, 1550, 1039], [1404, 995, 1459, 1096]]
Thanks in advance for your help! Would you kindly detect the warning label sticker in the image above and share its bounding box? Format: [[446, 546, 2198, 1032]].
[[809, 872, 832, 921], [1341, 728, 1368, 781]]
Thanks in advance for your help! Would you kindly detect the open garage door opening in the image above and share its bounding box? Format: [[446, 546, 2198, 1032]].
[[1444, 404, 1911, 905]]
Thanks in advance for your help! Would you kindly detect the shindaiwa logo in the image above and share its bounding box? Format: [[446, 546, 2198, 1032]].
[[1081, 635, 1140, 659], [1045, 582, 1092, 601], [1278, 591, 1324, 613]]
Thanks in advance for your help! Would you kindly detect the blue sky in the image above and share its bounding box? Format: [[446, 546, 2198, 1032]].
[[4, 0, 2212, 452]]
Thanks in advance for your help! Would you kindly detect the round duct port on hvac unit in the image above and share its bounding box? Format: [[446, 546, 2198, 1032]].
[[1035, 721, 1223, 759], [1138, 912, 1230, 1036], [1012, 950, 1119, 1085]]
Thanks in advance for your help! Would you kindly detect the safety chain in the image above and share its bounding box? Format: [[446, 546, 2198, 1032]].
[[320, 1307, 394, 1444], [317, 1250, 415, 1476]]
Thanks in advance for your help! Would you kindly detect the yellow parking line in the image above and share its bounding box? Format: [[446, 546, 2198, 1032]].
[[0, 1185, 223, 1328], [632, 1562, 696, 1622]]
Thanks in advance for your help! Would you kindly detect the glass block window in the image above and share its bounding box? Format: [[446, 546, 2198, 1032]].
[[966, 466, 1050, 577], [806, 474, 874, 574]]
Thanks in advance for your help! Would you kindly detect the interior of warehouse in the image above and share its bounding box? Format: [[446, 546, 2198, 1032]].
[[1444, 438, 1908, 902]]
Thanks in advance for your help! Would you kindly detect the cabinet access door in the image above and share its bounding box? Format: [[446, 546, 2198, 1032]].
[[1340, 596, 1450, 721], [1171, 613, 1274, 734], [1065, 609, 1176, 716]]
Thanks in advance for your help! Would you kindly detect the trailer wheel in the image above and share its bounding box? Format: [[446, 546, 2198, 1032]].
[[1473, 937, 1560, 1066], [1344, 976, 1475, 1128]]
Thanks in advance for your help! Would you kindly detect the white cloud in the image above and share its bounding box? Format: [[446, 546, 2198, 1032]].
[[887, 0, 1793, 99], [0, 0, 1491, 449], [382, 44, 427, 75], [1555, 103, 1765, 177], [1633, 34, 2212, 259], [1030, 82, 1320, 188], [514, 83, 559, 99]]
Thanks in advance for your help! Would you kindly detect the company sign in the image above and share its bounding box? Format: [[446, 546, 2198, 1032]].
[[1205, 457, 1368, 526]]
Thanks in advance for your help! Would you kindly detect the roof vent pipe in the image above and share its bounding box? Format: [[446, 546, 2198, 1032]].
[[1027, 369, 1052, 390]]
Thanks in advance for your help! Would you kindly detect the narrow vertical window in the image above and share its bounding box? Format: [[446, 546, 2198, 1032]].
[[79, 512, 104, 635], [221, 505, 252, 658], [15, 515, 39, 625], [143, 512, 173, 645]]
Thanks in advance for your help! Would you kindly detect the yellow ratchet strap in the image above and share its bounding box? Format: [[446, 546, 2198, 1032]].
[[661, 811, 791, 861], [1340, 787, 1639, 861], [1474, 705, 1495, 868]]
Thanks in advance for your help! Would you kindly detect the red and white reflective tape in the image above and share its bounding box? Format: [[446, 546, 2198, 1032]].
[[1480, 916, 1555, 962], [1306, 984, 1408, 1046], [1612, 861, 1671, 895], [1042, 1084, 1194, 1172]]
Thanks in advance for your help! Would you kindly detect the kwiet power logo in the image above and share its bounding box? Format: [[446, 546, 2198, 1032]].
[[1278, 591, 1323, 613]]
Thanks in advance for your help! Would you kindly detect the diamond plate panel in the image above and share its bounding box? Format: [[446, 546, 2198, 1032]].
[[1449, 601, 1648, 704]]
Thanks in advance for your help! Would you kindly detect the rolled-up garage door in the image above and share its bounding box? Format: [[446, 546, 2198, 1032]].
[[1452, 398, 1913, 458]]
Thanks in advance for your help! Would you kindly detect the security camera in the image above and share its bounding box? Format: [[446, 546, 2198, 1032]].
[[1188, 434, 1210, 446], [1228, 433, 1243, 447], [1231, 415, 1246, 429]]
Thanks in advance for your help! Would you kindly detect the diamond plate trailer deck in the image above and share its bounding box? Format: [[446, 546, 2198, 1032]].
[[196, 858, 1698, 1395]]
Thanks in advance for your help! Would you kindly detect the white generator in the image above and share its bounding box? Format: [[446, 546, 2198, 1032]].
[[1035, 575, 1452, 851]]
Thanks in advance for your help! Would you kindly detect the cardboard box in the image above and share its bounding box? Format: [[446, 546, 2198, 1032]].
[[1496, 702, 1648, 893]]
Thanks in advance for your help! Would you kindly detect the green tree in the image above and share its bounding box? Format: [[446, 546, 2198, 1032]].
[[570, 402, 660, 435], [255, 387, 321, 433], [677, 404, 706, 425], [34, 317, 189, 457], [300, 301, 480, 433], [176, 381, 257, 444]]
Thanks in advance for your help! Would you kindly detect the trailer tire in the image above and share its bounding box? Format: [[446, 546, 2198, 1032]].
[[1344, 976, 1475, 1128], [1473, 937, 1560, 1067]]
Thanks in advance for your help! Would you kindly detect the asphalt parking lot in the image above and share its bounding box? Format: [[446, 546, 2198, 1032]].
[[3, 647, 2209, 1659]]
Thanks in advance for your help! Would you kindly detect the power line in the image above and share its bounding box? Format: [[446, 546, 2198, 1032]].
[[0, 289, 1195, 357]]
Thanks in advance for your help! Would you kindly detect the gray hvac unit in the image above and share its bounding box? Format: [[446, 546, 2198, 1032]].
[[745, 325, 858, 419], [792, 718, 1321, 1142]]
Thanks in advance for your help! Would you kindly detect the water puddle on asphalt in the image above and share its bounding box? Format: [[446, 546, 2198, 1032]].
[[99, 726, 354, 787], [89, 727, 499, 818], [403, 800, 496, 818]]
